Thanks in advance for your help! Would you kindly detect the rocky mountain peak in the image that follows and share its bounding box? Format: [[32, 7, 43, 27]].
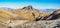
[[22, 5, 34, 10]]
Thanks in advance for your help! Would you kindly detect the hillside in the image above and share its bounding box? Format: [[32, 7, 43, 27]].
[[10, 6, 40, 21], [46, 9, 60, 20], [11, 9, 60, 28], [0, 8, 18, 26], [10, 6, 53, 21], [0, 6, 60, 28]]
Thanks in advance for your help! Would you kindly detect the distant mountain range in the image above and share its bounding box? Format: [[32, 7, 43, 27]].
[[0, 7, 58, 12], [0, 7, 13, 11], [39, 9, 57, 12]]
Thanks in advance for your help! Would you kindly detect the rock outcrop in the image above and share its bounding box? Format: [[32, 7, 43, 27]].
[[51, 9, 60, 19], [44, 9, 60, 20]]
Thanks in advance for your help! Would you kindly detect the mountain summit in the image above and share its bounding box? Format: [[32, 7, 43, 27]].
[[22, 5, 34, 10]]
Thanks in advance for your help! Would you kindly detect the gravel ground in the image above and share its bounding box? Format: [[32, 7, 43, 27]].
[[10, 19, 60, 28], [0, 19, 60, 28]]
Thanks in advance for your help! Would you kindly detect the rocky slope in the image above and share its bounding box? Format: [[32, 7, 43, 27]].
[[9, 7, 60, 28], [44, 9, 60, 20], [13, 19, 60, 28], [10, 6, 53, 21], [0, 6, 60, 28], [10, 6, 40, 21], [10, 9, 60, 28], [0, 8, 19, 28]]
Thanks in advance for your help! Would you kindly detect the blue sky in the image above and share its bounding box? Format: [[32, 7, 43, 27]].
[[0, 0, 60, 9]]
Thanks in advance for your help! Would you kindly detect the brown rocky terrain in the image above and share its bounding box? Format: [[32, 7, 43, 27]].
[[11, 9, 60, 28], [10, 6, 40, 21], [10, 6, 53, 21], [44, 9, 60, 20], [0, 8, 20, 28], [0, 6, 60, 28]]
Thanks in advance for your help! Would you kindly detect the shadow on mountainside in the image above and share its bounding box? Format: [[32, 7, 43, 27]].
[[42, 9, 60, 20]]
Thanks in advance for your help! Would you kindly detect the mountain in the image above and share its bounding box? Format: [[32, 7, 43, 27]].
[[0, 8, 19, 25], [10, 6, 57, 21], [10, 5, 40, 21], [0, 6, 59, 21], [49, 9, 60, 19], [38, 12, 52, 20], [0, 6, 60, 28], [22, 5, 33, 10], [39, 9, 57, 12], [42, 9, 60, 20], [0, 7, 14, 11]]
